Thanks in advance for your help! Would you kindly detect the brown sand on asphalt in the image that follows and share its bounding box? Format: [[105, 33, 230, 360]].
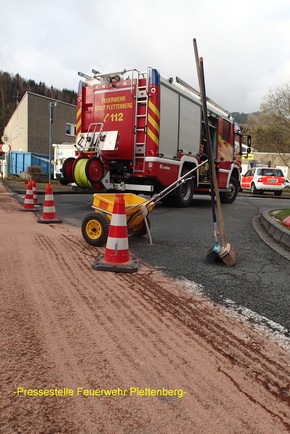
[[0, 182, 290, 433]]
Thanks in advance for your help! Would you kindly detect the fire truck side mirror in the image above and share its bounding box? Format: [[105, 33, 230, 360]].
[[247, 135, 251, 147]]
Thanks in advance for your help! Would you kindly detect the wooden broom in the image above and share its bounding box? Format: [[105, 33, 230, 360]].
[[193, 39, 239, 266]]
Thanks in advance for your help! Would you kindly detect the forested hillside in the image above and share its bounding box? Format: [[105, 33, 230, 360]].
[[0, 71, 77, 141]]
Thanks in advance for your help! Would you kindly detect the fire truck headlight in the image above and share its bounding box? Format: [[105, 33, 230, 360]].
[[148, 162, 153, 168]]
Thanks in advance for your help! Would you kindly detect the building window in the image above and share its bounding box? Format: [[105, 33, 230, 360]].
[[66, 123, 76, 137]]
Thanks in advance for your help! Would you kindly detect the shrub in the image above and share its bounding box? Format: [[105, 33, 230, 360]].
[[27, 165, 42, 174]]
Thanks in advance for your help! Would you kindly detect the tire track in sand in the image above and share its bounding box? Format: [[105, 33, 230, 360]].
[[30, 229, 290, 432]]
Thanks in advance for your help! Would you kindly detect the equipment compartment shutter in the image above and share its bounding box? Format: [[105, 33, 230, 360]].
[[159, 85, 179, 157], [179, 96, 201, 155]]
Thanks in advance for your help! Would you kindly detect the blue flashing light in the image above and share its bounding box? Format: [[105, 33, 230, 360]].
[[151, 69, 160, 85]]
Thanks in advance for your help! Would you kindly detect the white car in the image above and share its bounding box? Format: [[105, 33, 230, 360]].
[[241, 167, 285, 196], [284, 178, 290, 188]]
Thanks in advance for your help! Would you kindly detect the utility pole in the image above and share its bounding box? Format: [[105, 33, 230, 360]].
[[48, 101, 57, 184]]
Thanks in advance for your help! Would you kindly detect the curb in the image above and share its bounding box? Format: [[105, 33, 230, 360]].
[[252, 215, 290, 262], [259, 208, 290, 250], [1, 181, 92, 195]]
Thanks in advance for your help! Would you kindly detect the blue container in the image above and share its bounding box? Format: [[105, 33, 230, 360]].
[[8, 152, 52, 175]]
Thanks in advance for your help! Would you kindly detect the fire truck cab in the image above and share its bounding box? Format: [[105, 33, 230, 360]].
[[62, 67, 249, 206]]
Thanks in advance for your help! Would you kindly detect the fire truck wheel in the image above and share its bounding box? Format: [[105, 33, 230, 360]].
[[81, 213, 110, 247], [131, 216, 151, 237], [174, 170, 194, 207], [59, 179, 69, 185], [220, 177, 239, 203], [61, 157, 76, 183]]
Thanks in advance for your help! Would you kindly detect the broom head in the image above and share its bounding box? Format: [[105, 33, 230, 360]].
[[219, 243, 239, 267]]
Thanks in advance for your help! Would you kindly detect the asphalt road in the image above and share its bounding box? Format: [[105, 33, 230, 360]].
[[53, 192, 290, 336]]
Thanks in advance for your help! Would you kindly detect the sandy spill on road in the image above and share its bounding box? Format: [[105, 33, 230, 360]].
[[1, 183, 290, 433]]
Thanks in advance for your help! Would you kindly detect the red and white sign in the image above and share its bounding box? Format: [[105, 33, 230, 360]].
[[0, 144, 11, 153]]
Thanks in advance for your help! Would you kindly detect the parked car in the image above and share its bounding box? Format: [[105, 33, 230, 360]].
[[284, 178, 290, 188], [241, 167, 285, 196]]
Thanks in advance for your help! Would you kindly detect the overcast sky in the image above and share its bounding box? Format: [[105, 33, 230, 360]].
[[1, 0, 290, 113]]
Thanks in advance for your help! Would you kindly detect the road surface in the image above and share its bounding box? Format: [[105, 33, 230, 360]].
[[52, 192, 290, 334]]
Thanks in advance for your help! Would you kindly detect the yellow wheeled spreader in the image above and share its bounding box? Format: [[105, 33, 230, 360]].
[[81, 160, 208, 247], [81, 193, 155, 247]]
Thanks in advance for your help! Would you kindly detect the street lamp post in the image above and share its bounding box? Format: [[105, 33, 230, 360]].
[[48, 101, 57, 184]]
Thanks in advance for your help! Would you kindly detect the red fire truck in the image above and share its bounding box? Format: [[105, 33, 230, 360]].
[[62, 67, 250, 206]]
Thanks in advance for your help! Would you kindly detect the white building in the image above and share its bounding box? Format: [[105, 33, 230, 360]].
[[3, 91, 76, 154]]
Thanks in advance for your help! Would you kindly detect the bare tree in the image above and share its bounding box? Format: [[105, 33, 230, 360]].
[[254, 81, 290, 154]]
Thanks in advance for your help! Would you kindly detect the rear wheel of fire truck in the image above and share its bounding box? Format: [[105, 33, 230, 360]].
[[220, 177, 239, 203], [61, 157, 76, 184], [81, 213, 110, 247], [162, 172, 194, 207], [85, 157, 104, 184], [59, 179, 69, 185], [174, 170, 194, 207], [131, 216, 152, 237]]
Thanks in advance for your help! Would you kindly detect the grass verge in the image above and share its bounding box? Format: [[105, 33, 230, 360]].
[[269, 208, 290, 231]]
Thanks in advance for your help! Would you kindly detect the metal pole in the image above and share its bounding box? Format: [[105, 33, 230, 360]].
[[49, 102, 57, 184]]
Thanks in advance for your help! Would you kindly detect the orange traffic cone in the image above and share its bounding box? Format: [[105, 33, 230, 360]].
[[282, 216, 290, 228], [92, 194, 138, 273], [31, 180, 41, 206], [21, 180, 35, 211], [37, 183, 62, 224]]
